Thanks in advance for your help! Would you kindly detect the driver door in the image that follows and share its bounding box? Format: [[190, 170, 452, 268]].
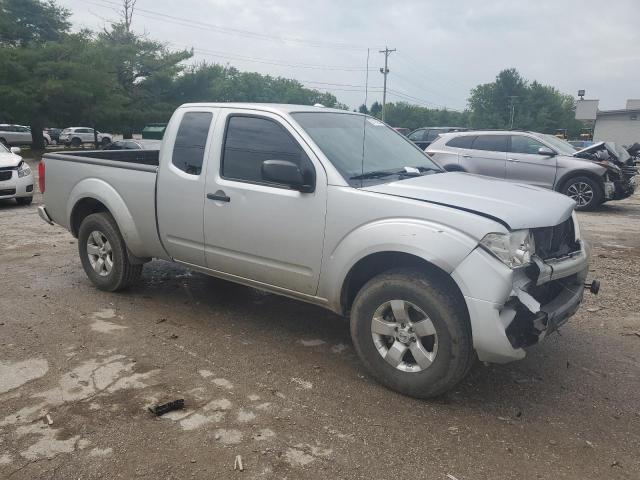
[[203, 110, 327, 295], [506, 135, 557, 189]]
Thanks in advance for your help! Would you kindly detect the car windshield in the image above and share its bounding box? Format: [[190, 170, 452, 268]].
[[0, 142, 8, 153], [541, 134, 578, 156], [291, 112, 442, 185]]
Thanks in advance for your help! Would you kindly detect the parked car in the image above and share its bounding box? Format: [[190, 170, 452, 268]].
[[0, 124, 52, 146], [408, 127, 467, 150], [427, 130, 636, 210], [38, 103, 596, 398], [393, 127, 411, 136], [59, 127, 112, 147], [0, 144, 34, 205], [44, 128, 62, 144], [102, 139, 162, 150]]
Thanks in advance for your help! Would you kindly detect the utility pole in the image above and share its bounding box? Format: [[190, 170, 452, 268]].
[[379, 46, 396, 122], [508, 95, 518, 129]]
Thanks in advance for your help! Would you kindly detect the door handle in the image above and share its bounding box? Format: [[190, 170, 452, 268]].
[[507, 158, 520, 163], [206, 192, 231, 202], [462, 154, 472, 158]]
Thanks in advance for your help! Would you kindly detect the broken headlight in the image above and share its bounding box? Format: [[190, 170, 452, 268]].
[[480, 230, 535, 268]]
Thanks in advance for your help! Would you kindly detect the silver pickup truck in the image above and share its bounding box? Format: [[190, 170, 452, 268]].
[[38, 103, 597, 398]]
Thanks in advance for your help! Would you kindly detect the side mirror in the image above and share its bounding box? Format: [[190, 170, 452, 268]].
[[261, 160, 314, 193], [538, 146, 555, 156], [10, 147, 21, 154]]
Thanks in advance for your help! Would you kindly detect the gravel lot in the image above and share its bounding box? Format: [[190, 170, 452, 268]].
[[1, 159, 639, 479]]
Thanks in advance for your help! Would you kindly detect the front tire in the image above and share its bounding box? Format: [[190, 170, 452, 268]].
[[78, 212, 142, 291], [350, 269, 474, 398], [71, 137, 82, 148], [563, 175, 603, 211]]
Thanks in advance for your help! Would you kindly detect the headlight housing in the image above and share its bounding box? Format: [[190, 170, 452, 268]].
[[480, 229, 535, 268], [17, 161, 31, 178]]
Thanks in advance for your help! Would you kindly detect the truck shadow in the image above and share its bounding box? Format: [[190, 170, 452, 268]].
[[125, 259, 585, 411]]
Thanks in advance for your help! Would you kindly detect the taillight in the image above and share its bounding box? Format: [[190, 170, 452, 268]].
[[38, 161, 45, 193]]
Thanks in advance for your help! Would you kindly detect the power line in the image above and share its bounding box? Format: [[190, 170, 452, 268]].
[[87, 0, 376, 51]]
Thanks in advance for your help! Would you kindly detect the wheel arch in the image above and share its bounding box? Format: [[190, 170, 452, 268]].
[[67, 178, 146, 257], [338, 251, 468, 317], [555, 169, 605, 193]]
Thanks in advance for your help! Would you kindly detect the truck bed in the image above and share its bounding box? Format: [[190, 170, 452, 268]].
[[42, 149, 167, 260]]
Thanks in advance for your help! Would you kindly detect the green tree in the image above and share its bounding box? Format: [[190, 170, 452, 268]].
[[0, 0, 70, 46], [468, 68, 583, 136], [370, 101, 382, 118]]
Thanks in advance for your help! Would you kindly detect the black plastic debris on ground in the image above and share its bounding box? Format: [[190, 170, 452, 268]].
[[148, 399, 185, 416]]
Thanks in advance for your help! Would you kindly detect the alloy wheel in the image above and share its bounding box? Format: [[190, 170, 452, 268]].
[[86, 231, 113, 276], [371, 300, 438, 373]]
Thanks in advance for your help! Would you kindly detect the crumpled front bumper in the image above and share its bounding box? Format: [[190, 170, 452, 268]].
[[451, 241, 589, 363]]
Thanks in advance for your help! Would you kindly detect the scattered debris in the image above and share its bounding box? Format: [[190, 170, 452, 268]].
[[611, 460, 622, 468], [234, 454, 244, 471], [156, 318, 167, 324], [585, 440, 595, 448], [148, 399, 185, 416], [45, 413, 53, 425], [586, 307, 601, 313], [446, 474, 460, 480]]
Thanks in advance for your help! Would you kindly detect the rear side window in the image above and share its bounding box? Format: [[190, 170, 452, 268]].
[[425, 130, 441, 141], [172, 111, 213, 175], [510, 135, 545, 154], [222, 116, 310, 184], [446, 135, 475, 149], [408, 130, 425, 141], [472, 135, 508, 152]]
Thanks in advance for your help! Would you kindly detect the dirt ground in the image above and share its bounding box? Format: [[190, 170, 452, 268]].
[[1, 159, 639, 480]]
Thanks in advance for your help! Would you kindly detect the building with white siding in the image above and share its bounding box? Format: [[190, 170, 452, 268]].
[[575, 99, 640, 146]]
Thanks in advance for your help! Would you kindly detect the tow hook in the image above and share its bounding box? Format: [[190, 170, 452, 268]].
[[585, 279, 600, 295]]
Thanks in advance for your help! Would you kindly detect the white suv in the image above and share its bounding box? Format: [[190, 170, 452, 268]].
[[59, 127, 112, 147], [0, 124, 52, 147]]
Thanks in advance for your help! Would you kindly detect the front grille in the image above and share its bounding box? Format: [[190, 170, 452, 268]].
[[0, 171, 12, 181], [532, 217, 580, 260], [0, 188, 16, 196], [622, 165, 637, 178]]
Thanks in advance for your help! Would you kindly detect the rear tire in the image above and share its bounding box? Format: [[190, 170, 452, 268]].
[[350, 268, 474, 398], [16, 196, 33, 206], [71, 137, 82, 148], [562, 175, 603, 211], [101, 137, 111, 146], [78, 212, 143, 291]]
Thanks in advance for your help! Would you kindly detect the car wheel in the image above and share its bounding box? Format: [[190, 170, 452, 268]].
[[563, 176, 603, 211], [16, 196, 33, 206], [78, 212, 143, 291], [71, 137, 82, 148], [101, 137, 111, 146], [350, 268, 474, 398]]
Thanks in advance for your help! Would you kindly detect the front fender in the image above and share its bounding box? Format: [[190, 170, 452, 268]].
[[67, 178, 145, 256], [319, 218, 478, 311]]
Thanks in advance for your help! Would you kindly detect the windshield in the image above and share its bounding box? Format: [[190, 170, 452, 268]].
[[541, 134, 578, 156], [291, 112, 442, 185], [0, 142, 8, 153], [609, 142, 631, 163]]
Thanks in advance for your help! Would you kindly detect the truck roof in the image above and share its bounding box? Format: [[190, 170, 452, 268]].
[[178, 103, 352, 115]]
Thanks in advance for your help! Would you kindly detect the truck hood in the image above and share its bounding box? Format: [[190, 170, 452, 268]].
[[0, 152, 22, 169], [362, 172, 575, 230]]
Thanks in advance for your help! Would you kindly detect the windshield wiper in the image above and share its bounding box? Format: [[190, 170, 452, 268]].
[[350, 167, 424, 180]]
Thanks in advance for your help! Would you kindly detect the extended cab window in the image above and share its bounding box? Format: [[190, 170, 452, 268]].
[[472, 135, 508, 152], [510, 135, 545, 155], [172, 111, 213, 175], [446, 135, 475, 149], [425, 130, 441, 141], [222, 115, 310, 184]]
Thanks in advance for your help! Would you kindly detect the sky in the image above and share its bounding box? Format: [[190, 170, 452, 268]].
[[59, 0, 640, 111]]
